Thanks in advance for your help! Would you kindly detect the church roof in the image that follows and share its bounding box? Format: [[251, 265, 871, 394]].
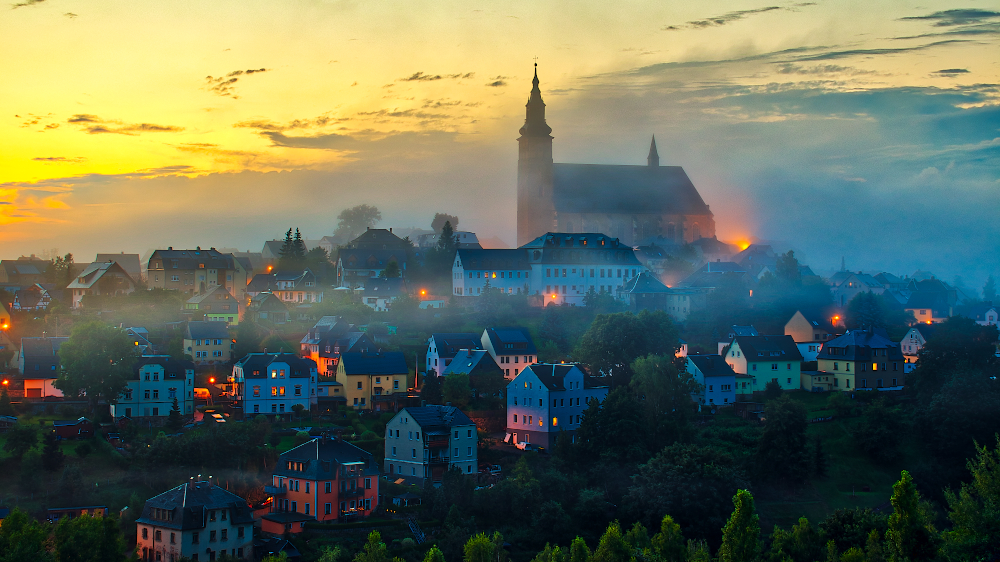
[[551, 164, 711, 216]]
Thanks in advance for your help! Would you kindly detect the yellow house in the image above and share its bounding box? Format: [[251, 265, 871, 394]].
[[725, 335, 803, 392], [335, 351, 410, 411], [816, 329, 905, 391]]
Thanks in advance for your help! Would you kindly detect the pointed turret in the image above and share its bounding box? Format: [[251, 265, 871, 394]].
[[519, 64, 552, 138], [647, 135, 660, 167]]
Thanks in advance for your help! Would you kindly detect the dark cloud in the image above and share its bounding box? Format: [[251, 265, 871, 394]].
[[663, 5, 813, 31], [66, 114, 184, 135], [933, 68, 970, 75], [900, 8, 1000, 27], [11, 0, 44, 8], [205, 68, 269, 97], [32, 156, 86, 163]]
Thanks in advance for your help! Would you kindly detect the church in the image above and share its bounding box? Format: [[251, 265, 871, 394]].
[[516, 66, 716, 247]]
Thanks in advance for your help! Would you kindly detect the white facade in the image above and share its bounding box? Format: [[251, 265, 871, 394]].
[[505, 364, 609, 449], [111, 357, 195, 419]]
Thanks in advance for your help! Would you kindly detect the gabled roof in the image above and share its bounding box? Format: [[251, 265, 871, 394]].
[[403, 405, 474, 430], [340, 352, 408, 375], [521, 363, 607, 390], [621, 271, 671, 294], [137, 481, 254, 531], [442, 349, 502, 377], [483, 327, 537, 355], [429, 333, 482, 359], [235, 353, 316, 377], [550, 164, 710, 215], [688, 355, 737, 378], [732, 335, 803, 362], [816, 329, 903, 361], [455, 249, 530, 271], [185, 321, 230, 341]]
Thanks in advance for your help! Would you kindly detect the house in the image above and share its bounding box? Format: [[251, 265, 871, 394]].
[[53, 417, 94, 439], [247, 293, 290, 325], [137, 479, 255, 562], [301, 317, 376, 377], [111, 356, 195, 420], [184, 321, 233, 365], [505, 364, 609, 449], [245, 270, 323, 305], [65, 261, 136, 309], [232, 353, 318, 418], [481, 327, 538, 380], [146, 247, 252, 302], [262, 434, 380, 534], [185, 285, 241, 325], [686, 355, 737, 407], [12, 284, 54, 311], [816, 328, 905, 391], [724, 335, 803, 392], [362, 277, 407, 312], [95, 253, 143, 283], [898, 324, 937, 373], [335, 352, 410, 411], [384, 405, 478, 485], [784, 310, 842, 361], [829, 272, 885, 307], [336, 229, 410, 289], [451, 233, 645, 305], [425, 333, 482, 376], [18, 336, 69, 398]]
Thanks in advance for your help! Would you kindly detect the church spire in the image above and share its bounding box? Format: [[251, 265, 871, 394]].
[[647, 135, 660, 167], [519, 63, 552, 138]]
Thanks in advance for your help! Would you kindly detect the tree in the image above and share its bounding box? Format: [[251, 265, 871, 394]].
[[0, 386, 13, 416], [464, 532, 506, 562], [443, 374, 471, 408], [983, 275, 996, 303], [718, 490, 760, 562], [885, 471, 939, 562], [624, 443, 750, 544], [54, 513, 129, 562], [421, 374, 443, 404], [3, 422, 38, 460], [55, 322, 139, 414], [335, 204, 382, 241], [845, 292, 885, 330], [591, 521, 634, 562], [942, 435, 1000, 561], [432, 213, 460, 233], [852, 397, 904, 463], [756, 395, 810, 482], [575, 310, 680, 386], [167, 398, 183, 431], [41, 430, 65, 471], [0, 507, 53, 562]]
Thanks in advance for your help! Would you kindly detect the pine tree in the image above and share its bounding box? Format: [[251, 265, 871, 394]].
[[166, 398, 183, 431], [718, 489, 760, 562]]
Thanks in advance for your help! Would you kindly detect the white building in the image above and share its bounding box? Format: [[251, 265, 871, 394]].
[[452, 233, 646, 306], [505, 364, 609, 449], [384, 405, 478, 485], [233, 353, 318, 418], [481, 327, 538, 379], [137, 479, 255, 561], [686, 355, 737, 407], [425, 333, 482, 377], [111, 356, 195, 420]]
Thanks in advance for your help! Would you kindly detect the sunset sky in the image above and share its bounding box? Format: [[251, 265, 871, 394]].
[[2, 0, 998, 286]]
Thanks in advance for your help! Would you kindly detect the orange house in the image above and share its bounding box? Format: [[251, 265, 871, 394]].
[[261, 435, 380, 535]]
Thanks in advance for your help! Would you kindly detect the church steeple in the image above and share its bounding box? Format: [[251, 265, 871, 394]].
[[647, 135, 659, 167], [520, 64, 552, 138]]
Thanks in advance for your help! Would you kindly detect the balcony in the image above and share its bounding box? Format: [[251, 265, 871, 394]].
[[264, 484, 287, 496]]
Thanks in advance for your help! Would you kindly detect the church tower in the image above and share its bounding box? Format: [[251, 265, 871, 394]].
[[516, 64, 555, 247]]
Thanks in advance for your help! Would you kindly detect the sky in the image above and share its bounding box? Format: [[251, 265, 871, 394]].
[[1, 0, 998, 290]]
